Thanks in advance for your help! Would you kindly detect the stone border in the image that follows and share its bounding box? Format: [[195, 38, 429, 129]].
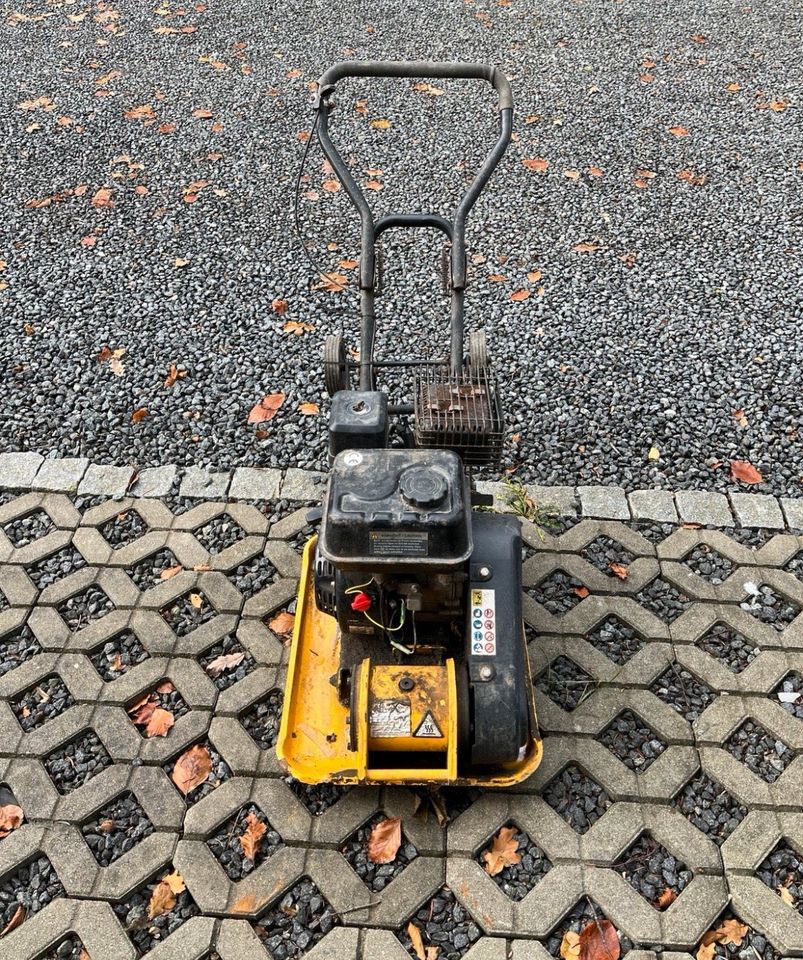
[[1, 452, 801, 528]]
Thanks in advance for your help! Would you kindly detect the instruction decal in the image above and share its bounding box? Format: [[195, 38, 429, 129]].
[[369, 698, 410, 739], [470, 588, 497, 657], [413, 711, 443, 739]]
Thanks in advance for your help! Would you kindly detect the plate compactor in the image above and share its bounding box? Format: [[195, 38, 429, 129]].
[[277, 61, 542, 787]]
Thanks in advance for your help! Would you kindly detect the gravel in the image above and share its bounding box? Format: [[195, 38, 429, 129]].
[[81, 791, 155, 867], [756, 842, 803, 917], [160, 589, 217, 636], [535, 655, 595, 711], [113, 868, 199, 955], [740, 583, 800, 631], [101, 509, 147, 549], [674, 772, 747, 846], [199, 634, 255, 690], [527, 569, 588, 616], [38, 935, 88, 960], [683, 544, 734, 583], [284, 777, 347, 816], [785, 550, 803, 581], [545, 899, 633, 958], [89, 630, 150, 681], [584, 616, 645, 664], [195, 515, 246, 553], [634, 576, 692, 623], [397, 886, 481, 960], [650, 663, 716, 722], [163, 739, 231, 806], [0, 621, 43, 677], [600, 709, 666, 772], [12, 674, 75, 731], [725, 719, 793, 783], [629, 521, 676, 545], [341, 815, 418, 892], [696, 622, 759, 673], [57, 584, 115, 630], [240, 688, 283, 750], [254, 878, 337, 958], [25, 544, 87, 590], [771, 671, 803, 720], [3, 510, 53, 548], [614, 832, 692, 909], [541, 764, 612, 833], [128, 548, 182, 590], [0, 856, 65, 937], [581, 536, 635, 577], [226, 552, 280, 600], [44, 730, 114, 794], [207, 803, 283, 880], [478, 824, 552, 901]]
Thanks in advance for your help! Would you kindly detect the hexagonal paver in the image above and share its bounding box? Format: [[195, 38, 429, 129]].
[[89, 630, 150, 681], [770, 672, 803, 720], [741, 583, 801, 631], [195, 515, 246, 554], [43, 730, 113, 795], [613, 831, 693, 909], [725, 719, 793, 783], [0, 621, 43, 677], [527, 569, 589, 616], [694, 910, 783, 960], [650, 664, 716, 722], [81, 791, 155, 866], [0, 854, 65, 935], [206, 803, 283, 881], [199, 635, 256, 691], [673, 772, 747, 846], [25, 544, 87, 590], [585, 616, 645, 665], [0, 585, 7, 611], [285, 777, 347, 817], [756, 840, 803, 915], [126, 681, 189, 738], [12, 674, 75, 732], [582, 535, 636, 577], [341, 814, 418, 892], [541, 765, 612, 834], [160, 589, 217, 636], [535, 656, 596, 711], [57, 584, 115, 631], [543, 899, 636, 958], [253, 877, 337, 957], [397, 886, 480, 959], [599, 710, 666, 772], [477, 823, 551, 901], [127, 548, 182, 591], [695, 623, 758, 674], [100, 508, 148, 549], [112, 864, 200, 954], [635, 577, 692, 623], [683, 544, 734, 583], [240, 689, 283, 750], [3, 509, 54, 547], [163, 740, 231, 807], [784, 550, 803, 582]]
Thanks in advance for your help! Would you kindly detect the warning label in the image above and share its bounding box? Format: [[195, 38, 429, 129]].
[[413, 711, 443, 739], [369, 530, 429, 557], [369, 698, 410, 738], [470, 588, 497, 657]]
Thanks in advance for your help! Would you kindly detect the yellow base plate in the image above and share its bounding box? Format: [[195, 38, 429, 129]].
[[277, 538, 543, 787]]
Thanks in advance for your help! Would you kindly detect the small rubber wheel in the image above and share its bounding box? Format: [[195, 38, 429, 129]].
[[323, 333, 349, 397], [469, 329, 489, 371]]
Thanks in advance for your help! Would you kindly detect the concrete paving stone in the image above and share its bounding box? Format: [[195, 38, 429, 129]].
[[527, 484, 579, 516], [32, 457, 90, 494], [509, 940, 561, 960], [170, 500, 228, 531], [781, 498, 803, 532], [0, 563, 39, 605], [727, 873, 803, 956], [730, 493, 786, 530], [268, 506, 313, 540], [364, 929, 508, 959], [229, 466, 282, 500], [180, 467, 232, 499], [656, 527, 763, 565], [0, 756, 60, 821], [698, 746, 803, 812], [131, 465, 178, 499], [306, 784, 383, 848], [675, 490, 733, 527], [0, 451, 44, 490], [0, 898, 136, 960], [217, 922, 360, 960], [207, 715, 283, 778], [264, 539, 303, 579], [694, 694, 803, 751], [0, 526, 73, 568], [77, 463, 136, 498], [532, 633, 674, 688], [137, 915, 216, 959], [241, 577, 298, 621], [280, 467, 326, 502], [629, 489, 678, 524], [556, 519, 658, 556], [720, 808, 800, 872], [215, 664, 285, 717], [224, 502, 271, 536], [669, 601, 803, 652], [577, 486, 631, 521], [235, 618, 287, 667]]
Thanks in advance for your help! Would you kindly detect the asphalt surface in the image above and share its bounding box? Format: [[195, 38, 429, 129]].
[[1, 0, 801, 495]]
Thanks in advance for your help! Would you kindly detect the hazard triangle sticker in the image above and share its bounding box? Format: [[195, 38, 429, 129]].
[[413, 711, 443, 738]]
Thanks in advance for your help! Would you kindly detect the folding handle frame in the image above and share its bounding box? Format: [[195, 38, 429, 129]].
[[313, 60, 514, 388]]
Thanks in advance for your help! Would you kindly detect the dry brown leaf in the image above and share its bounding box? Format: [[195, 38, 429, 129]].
[[339, 258, 359, 269], [713, 919, 749, 946], [609, 562, 629, 581], [160, 564, 183, 582], [573, 585, 590, 598], [677, 169, 707, 186], [407, 922, 426, 960], [578, 919, 621, 960], [640, 73, 654, 83], [1, 904, 26, 938], [271, 298, 289, 315], [691, 33, 707, 43], [522, 156, 549, 172], [81, 234, 98, 248], [730, 459, 763, 485], [240, 811, 267, 860], [655, 886, 677, 908], [322, 178, 341, 193], [779, 885, 795, 906], [205, 652, 245, 677], [91, 187, 114, 208], [425, 948, 439, 960], [367, 817, 402, 864], [192, 107, 214, 119], [268, 611, 295, 637], [131, 408, 148, 423], [370, 118, 391, 129], [527, 270, 542, 282], [0, 804, 24, 839], [174, 257, 189, 268], [164, 363, 188, 388], [668, 125, 690, 137], [572, 242, 599, 253], [482, 825, 521, 876], [726, 82, 742, 92], [148, 879, 176, 919], [564, 168, 580, 180], [171, 744, 213, 795], [560, 930, 581, 960], [488, 274, 507, 282], [588, 165, 604, 177], [145, 707, 174, 738], [248, 392, 285, 425], [283, 321, 314, 335], [124, 104, 156, 122], [696, 943, 716, 960], [299, 402, 319, 415], [510, 289, 530, 302], [313, 271, 348, 292]]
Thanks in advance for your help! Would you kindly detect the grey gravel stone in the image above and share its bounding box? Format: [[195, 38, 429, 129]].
[[675, 490, 733, 526], [0, 451, 44, 489], [179, 467, 231, 499], [33, 458, 90, 493], [577, 485, 630, 520], [77, 463, 135, 498]]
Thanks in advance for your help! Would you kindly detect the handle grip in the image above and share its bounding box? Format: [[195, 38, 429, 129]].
[[316, 60, 513, 111]]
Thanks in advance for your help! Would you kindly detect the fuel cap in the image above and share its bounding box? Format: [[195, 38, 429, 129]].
[[400, 467, 448, 508]]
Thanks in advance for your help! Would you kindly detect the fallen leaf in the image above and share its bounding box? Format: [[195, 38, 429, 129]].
[[730, 460, 762, 485], [488, 274, 508, 282], [367, 817, 402, 864], [171, 744, 212, 795], [573, 586, 590, 598], [691, 33, 707, 43], [588, 165, 604, 177], [339, 258, 359, 269], [731, 408, 749, 428], [527, 270, 542, 282], [668, 125, 690, 137], [322, 178, 341, 193], [510, 289, 530, 302], [268, 611, 295, 636], [148, 871, 185, 919], [482, 825, 521, 875], [609, 562, 629, 581], [0, 905, 25, 938], [713, 919, 748, 946], [769, 100, 788, 113], [572, 242, 599, 253], [124, 104, 156, 122], [80, 234, 98, 248], [313, 271, 347, 292], [160, 564, 183, 580], [564, 168, 580, 180], [780, 885, 796, 906], [131, 408, 148, 423], [299, 402, 319, 415], [145, 707, 174, 737], [0, 804, 24, 839], [696, 943, 716, 960], [271, 298, 289, 315], [164, 363, 188, 388], [677, 169, 707, 186], [522, 156, 549, 172], [407, 922, 426, 960], [240, 811, 267, 860], [648, 446, 660, 460], [413, 82, 444, 96], [370, 118, 391, 129], [205, 652, 245, 677], [425, 948, 439, 960], [578, 919, 621, 960], [640, 73, 654, 83], [174, 257, 189, 268], [248, 393, 285, 425], [91, 187, 114, 208], [656, 886, 677, 908], [726, 82, 742, 92], [560, 930, 581, 960], [192, 108, 214, 119], [524, 114, 540, 124]]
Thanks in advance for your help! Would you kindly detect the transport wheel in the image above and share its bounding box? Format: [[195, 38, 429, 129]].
[[324, 334, 349, 396], [469, 329, 488, 371]]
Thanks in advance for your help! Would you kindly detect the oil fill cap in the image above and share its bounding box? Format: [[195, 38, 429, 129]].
[[400, 466, 448, 508]]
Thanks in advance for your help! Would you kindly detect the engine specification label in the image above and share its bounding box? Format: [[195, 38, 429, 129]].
[[369, 530, 429, 557], [369, 698, 411, 738], [470, 588, 497, 657]]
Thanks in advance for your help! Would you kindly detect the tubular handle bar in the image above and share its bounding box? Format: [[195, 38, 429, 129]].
[[312, 60, 513, 387]]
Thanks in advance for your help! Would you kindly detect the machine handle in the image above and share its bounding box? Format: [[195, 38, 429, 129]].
[[316, 59, 513, 111]]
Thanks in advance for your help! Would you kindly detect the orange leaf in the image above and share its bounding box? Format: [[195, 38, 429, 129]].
[[268, 611, 295, 636], [0, 804, 24, 839], [0, 904, 26, 938], [148, 873, 184, 919], [572, 242, 599, 253], [271, 298, 289, 315], [668, 125, 689, 137], [510, 289, 530, 302], [407, 922, 426, 960], [691, 33, 707, 43], [573, 585, 590, 598], [696, 944, 716, 960], [80, 235, 98, 248], [339, 259, 358, 269], [522, 157, 549, 172], [124, 104, 156, 122], [527, 270, 542, 282], [144, 707, 174, 738], [283, 321, 314, 335], [655, 886, 677, 908], [367, 817, 402, 864], [482, 825, 521, 876], [609, 562, 629, 581], [726, 82, 742, 92], [160, 564, 183, 580], [162, 870, 185, 895], [712, 919, 749, 946], [639, 73, 654, 83], [488, 274, 508, 282], [299, 402, 319, 415], [322, 178, 341, 193], [578, 918, 621, 960], [171, 744, 213, 795], [730, 459, 763, 485], [192, 108, 214, 119], [91, 187, 114, 208], [240, 812, 267, 860], [370, 118, 391, 129], [131, 408, 148, 423], [588, 165, 604, 177], [164, 363, 188, 388], [365, 179, 383, 191], [248, 392, 285, 425], [313, 271, 348, 292]]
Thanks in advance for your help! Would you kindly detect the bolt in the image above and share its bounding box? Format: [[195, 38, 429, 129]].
[[479, 665, 493, 681], [479, 566, 491, 579], [399, 677, 415, 692]]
